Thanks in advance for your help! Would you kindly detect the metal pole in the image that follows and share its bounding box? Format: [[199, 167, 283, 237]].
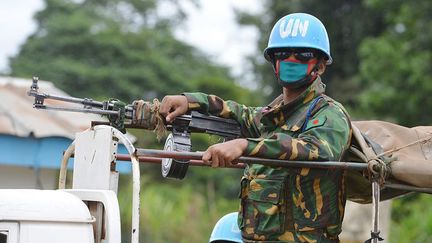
[[98, 126, 140, 243], [135, 149, 369, 171], [115, 154, 245, 168], [371, 181, 380, 243], [384, 183, 432, 194]]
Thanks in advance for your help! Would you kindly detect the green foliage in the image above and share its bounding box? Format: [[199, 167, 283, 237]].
[[357, 0, 432, 126], [118, 174, 239, 243], [390, 194, 432, 243], [10, 0, 258, 106]]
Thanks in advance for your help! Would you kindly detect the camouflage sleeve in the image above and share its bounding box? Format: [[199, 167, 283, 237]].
[[246, 104, 351, 161], [182, 92, 262, 137]]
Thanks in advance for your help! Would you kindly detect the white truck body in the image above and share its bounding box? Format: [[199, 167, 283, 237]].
[[0, 190, 95, 243], [0, 126, 138, 243]]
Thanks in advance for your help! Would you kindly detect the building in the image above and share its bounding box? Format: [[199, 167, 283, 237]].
[[0, 76, 132, 189]]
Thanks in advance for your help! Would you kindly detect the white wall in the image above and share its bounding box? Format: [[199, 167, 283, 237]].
[[341, 200, 392, 243], [0, 165, 57, 189]]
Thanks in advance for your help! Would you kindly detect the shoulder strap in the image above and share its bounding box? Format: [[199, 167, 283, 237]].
[[301, 96, 325, 132]]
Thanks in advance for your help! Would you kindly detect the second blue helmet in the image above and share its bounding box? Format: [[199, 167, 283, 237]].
[[209, 212, 242, 243]]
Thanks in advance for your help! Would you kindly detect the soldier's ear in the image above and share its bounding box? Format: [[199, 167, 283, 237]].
[[317, 61, 326, 75]]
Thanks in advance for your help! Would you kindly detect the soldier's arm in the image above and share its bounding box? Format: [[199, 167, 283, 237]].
[[182, 92, 262, 138], [245, 105, 351, 161]]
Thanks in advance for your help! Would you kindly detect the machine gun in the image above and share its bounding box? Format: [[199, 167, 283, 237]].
[[27, 77, 241, 179]]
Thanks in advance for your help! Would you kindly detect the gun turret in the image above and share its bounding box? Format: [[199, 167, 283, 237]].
[[28, 77, 241, 179]]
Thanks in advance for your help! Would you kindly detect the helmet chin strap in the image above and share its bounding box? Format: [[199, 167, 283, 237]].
[[308, 62, 321, 80]]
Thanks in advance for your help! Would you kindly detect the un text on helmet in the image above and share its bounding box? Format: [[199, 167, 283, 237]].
[[279, 18, 309, 38]]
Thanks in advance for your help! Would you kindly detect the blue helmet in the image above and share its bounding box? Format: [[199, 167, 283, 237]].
[[264, 13, 332, 64], [209, 212, 242, 243]]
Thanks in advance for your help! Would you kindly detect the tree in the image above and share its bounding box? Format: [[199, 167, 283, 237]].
[[354, 2, 432, 240], [356, 0, 432, 126], [10, 0, 259, 106]]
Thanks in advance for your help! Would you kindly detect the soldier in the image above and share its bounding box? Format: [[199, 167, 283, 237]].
[[135, 13, 352, 242]]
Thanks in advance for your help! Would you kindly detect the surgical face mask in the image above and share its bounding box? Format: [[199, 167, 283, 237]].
[[276, 59, 318, 88]]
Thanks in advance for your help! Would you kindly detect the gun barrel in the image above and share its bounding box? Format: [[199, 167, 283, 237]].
[[28, 76, 134, 117], [39, 93, 105, 107], [35, 104, 120, 116]]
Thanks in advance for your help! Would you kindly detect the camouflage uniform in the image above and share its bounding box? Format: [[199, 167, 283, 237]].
[[183, 77, 352, 243]]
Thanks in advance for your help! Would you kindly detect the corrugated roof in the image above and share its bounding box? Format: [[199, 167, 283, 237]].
[[0, 76, 109, 139]]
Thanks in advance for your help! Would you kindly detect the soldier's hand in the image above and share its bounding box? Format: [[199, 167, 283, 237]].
[[202, 139, 248, 168], [132, 99, 147, 125], [159, 95, 188, 122]]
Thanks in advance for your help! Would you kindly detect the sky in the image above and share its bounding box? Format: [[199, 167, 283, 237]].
[[0, 0, 261, 80], [0, 0, 45, 72]]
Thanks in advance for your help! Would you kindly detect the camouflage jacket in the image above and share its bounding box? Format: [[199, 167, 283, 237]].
[[183, 78, 352, 242]]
